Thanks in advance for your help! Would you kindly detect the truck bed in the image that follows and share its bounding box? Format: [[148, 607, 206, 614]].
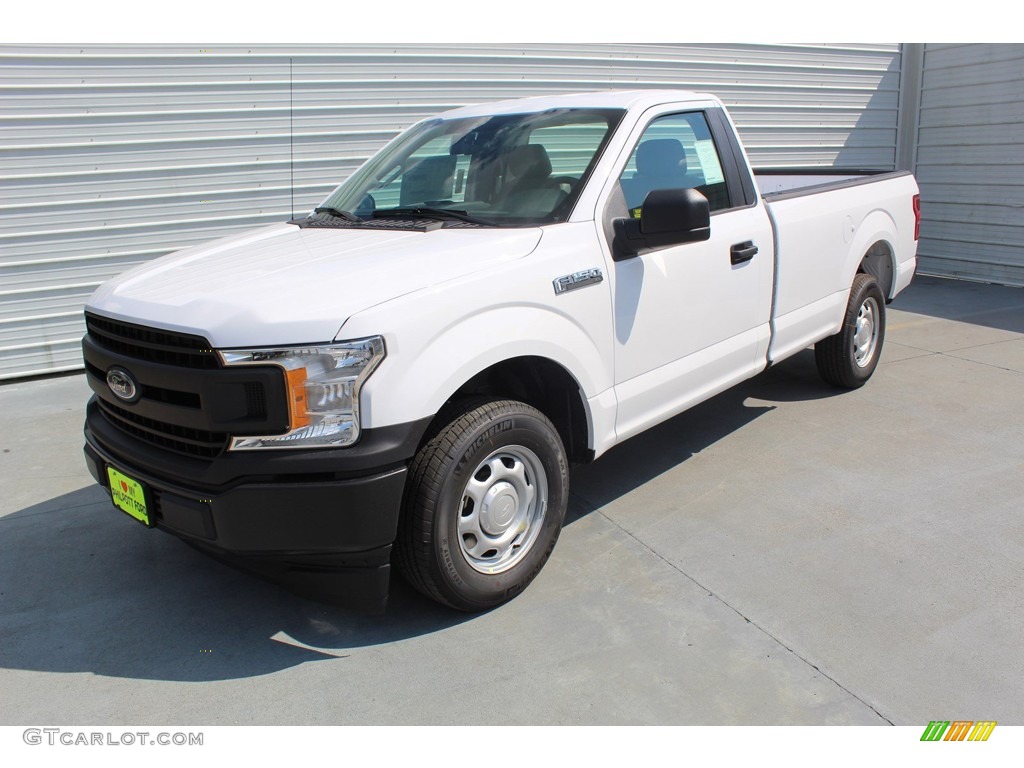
[[755, 168, 912, 200], [754, 168, 918, 367]]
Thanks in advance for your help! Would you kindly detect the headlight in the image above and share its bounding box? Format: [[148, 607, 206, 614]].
[[220, 336, 385, 450]]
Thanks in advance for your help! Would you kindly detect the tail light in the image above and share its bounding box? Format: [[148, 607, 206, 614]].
[[913, 194, 921, 241]]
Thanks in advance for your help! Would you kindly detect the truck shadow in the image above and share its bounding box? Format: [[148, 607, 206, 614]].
[[0, 487, 473, 683], [0, 355, 844, 684], [565, 352, 833, 521]]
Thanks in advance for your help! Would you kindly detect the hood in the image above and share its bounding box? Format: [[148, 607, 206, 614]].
[[86, 222, 543, 347]]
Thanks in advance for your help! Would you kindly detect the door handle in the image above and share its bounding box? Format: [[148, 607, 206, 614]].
[[730, 241, 758, 265]]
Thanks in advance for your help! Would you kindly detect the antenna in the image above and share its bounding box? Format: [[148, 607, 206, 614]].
[[289, 57, 295, 220]]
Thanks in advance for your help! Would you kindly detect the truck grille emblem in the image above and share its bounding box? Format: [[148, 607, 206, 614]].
[[106, 367, 139, 403]]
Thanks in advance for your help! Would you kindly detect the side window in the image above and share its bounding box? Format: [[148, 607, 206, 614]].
[[619, 112, 731, 213]]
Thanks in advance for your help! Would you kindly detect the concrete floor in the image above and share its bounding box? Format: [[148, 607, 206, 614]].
[[0, 275, 1021, 725]]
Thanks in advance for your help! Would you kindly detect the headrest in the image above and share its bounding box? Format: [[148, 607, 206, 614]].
[[507, 144, 553, 180], [636, 138, 687, 176]]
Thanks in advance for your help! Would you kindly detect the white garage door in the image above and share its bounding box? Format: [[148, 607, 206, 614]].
[[0, 43, 902, 379]]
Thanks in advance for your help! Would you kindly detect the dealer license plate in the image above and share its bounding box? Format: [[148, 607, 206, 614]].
[[107, 466, 151, 526]]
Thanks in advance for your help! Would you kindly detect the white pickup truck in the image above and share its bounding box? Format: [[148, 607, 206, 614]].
[[81, 90, 919, 611]]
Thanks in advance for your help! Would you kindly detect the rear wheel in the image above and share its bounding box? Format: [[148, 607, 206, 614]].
[[815, 272, 886, 388], [395, 399, 569, 611]]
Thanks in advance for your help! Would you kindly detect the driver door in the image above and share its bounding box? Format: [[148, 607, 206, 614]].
[[605, 108, 773, 441]]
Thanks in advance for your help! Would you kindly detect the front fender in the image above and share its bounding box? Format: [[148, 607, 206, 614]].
[[359, 304, 610, 429], [338, 224, 616, 436]]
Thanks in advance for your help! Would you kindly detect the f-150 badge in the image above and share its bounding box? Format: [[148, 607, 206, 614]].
[[553, 268, 604, 295]]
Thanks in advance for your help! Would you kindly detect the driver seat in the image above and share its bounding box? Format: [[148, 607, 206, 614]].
[[499, 144, 567, 216]]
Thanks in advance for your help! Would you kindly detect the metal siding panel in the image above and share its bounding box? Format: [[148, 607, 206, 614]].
[[0, 43, 901, 379], [915, 44, 1024, 284]]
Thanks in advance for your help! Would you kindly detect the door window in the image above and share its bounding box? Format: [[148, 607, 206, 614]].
[[619, 112, 731, 214]]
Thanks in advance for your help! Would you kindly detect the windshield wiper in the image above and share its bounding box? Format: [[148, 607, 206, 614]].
[[372, 207, 497, 227], [313, 206, 361, 222]]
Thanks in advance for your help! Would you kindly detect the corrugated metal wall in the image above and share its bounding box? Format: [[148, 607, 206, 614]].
[[913, 44, 1024, 286], [0, 43, 902, 379]]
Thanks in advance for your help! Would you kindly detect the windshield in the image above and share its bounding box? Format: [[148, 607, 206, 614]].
[[315, 108, 625, 227]]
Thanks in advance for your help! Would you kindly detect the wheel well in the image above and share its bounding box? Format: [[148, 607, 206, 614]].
[[858, 241, 895, 299], [429, 356, 592, 464]]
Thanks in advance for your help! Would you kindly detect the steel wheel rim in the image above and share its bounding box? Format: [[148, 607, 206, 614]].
[[457, 445, 548, 574], [853, 296, 880, 367]]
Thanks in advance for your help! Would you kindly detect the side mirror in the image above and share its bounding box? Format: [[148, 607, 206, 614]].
[[612, 188, 711, 261]]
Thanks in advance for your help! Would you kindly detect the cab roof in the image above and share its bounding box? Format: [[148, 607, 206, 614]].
[[438, 90, 719, 119]]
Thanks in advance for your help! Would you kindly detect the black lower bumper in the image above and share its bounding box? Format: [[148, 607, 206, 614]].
[[84, 399, 429, 612]]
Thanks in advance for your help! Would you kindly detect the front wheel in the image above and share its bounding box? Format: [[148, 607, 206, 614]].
[[395, 399, 569, 611], [815, 272, 886, 388]]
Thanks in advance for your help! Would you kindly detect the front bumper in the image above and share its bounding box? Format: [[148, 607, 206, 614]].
[[84, 397, 430, 611]]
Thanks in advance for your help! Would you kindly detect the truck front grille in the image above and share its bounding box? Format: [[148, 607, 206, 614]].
[[85, 312, 219, 369], [97, 399, 229, 459], [84, 313, 289, 460]]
